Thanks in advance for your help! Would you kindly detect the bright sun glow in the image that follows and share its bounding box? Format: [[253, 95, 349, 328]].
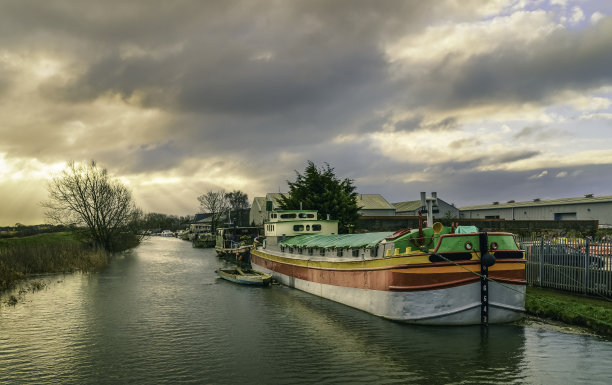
[[0, 154, 66, 181]]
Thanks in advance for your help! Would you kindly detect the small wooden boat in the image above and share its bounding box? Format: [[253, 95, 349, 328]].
[[215, 267, 272, 286]]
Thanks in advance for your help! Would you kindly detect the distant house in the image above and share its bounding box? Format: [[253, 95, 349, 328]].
[[393, 193, 459, 219], [249, 193, 289, 226], [459, 194, 612, 227], [189, 213, 213, 234], [250, 192, 397, 225], [249, 197, 267, 226], [355, 194, 396, 216]]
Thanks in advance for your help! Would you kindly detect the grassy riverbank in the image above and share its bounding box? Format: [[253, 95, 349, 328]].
[[0, 232, 109, 291], [526, 286, 612, 336]]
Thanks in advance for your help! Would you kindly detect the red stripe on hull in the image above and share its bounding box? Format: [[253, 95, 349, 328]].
[[250, 252, 526, 292]]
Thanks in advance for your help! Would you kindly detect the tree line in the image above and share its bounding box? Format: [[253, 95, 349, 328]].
[[197, 189, 250, 232], [41, 160, 359, 253]]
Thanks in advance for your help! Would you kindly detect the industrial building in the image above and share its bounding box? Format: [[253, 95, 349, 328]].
[[460, 194, 612, 227]]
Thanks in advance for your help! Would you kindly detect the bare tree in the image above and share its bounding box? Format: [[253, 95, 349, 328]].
[[197, 190, 229, 232], [225, 190, 249, 211], [225, 190, 250, 226], [42, 160, 140, 252]]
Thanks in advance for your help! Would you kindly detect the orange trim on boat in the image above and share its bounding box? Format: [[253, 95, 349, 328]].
[[251, 251, 526, 292]]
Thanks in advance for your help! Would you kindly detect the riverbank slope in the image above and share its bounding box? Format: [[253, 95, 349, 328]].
[[0, 232, 109, 291], [526, 286, 612, 336]]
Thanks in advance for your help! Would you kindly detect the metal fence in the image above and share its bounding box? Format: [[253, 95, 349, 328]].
[[519, 237, 612, 298]]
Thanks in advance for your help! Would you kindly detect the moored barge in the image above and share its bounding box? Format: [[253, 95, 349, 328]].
[[251, 209, 525, 325]]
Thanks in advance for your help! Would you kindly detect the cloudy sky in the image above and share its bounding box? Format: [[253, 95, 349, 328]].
[[1, 0, 612, 225]]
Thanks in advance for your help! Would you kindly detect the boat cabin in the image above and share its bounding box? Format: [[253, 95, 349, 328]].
[[264, 210, 338, 246], [216, 226, 260, 250]]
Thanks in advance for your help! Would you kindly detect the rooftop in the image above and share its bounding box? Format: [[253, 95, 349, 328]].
[[460, 195, 612, 210], [392, 200, 422, 212], [356, 194, 395, 210]]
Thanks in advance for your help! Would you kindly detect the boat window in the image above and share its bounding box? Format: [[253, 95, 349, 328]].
[[308, 248, 313, 255], [280, 245, 285, 252], [369, 247, 377, 258], [306, 225, 311, 231], [297, 247, 302, 254], [281, 213, 297, 219], [288, 247, 294, 253], [337, 249, 343, 257], [312, 224, 322, 231], [319, 248, 325, 256], [271, 213, 277, 219], [293, 225, 304, 231], [352, 249, 359, 257], [298, 213, 315, 218]]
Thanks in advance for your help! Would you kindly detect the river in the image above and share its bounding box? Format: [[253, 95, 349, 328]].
[[1, 237, 611, 384]]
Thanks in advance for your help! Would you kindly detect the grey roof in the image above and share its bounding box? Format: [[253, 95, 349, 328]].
[[460, 195, 612, 210], [265, 193, 288, 208], [252, 197, 266, 211], [356, 194, 395, 210], [392, 200, 422, 212]]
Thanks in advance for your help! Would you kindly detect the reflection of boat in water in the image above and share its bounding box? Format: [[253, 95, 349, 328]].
[[251, 209, 526, 325], [261, 282, 527, 383], [215, 267, 272, 286]]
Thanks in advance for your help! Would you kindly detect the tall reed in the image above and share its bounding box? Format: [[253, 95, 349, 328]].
[[0, 233, 109, 291]]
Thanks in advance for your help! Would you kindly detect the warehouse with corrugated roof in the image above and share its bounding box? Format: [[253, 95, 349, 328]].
[[459, 194, 612, 227]]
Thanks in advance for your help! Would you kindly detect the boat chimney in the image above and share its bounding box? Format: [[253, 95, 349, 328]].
[[327, 214, 330, 220], [420, 192, 426, 211], [300, 202, 303, 210]]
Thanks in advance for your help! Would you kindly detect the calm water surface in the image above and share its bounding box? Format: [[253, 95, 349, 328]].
[[1, 237, 611, 384]]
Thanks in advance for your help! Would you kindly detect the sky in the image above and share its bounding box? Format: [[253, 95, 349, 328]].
[[1, 0, 612, 226]]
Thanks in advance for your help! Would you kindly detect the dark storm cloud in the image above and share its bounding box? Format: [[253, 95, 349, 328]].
[[2, 0, 612, 225], [488, 150, 541, 164], [22, 1, 425, 114], [394, 116, 458, 132], [413, 16, 612, 111], [99, 141, 189, 174], [514, 126, 567, 141], [360, 163, 612, 207], [449, 138, 481, 149], [514, 126, 542, 139]]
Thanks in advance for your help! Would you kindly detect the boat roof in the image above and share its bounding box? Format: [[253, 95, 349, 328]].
[[280, 232, 393, 249]]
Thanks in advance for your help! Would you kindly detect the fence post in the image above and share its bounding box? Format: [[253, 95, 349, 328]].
[[539, 236, 544, 287], [584, 237, 590, 294]]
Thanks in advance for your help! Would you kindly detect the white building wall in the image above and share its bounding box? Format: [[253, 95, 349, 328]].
[[461, 202, 612, 226], [434, 200, 461, 219]]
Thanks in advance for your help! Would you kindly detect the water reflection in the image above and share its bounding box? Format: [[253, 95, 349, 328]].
[[257, 285, 528, 384], [1, 237, 611, 385]]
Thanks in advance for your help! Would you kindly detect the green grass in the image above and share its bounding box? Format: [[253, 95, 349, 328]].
[[0, 231, 81, 246], [0, 232, 109, 291], [526, 286, 612, 336]]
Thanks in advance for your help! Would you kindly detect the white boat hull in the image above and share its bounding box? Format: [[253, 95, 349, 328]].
[[253, 263, 525, 325]]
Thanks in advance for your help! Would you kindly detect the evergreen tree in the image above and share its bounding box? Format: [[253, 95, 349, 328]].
[[278, 161, 360, 233]]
